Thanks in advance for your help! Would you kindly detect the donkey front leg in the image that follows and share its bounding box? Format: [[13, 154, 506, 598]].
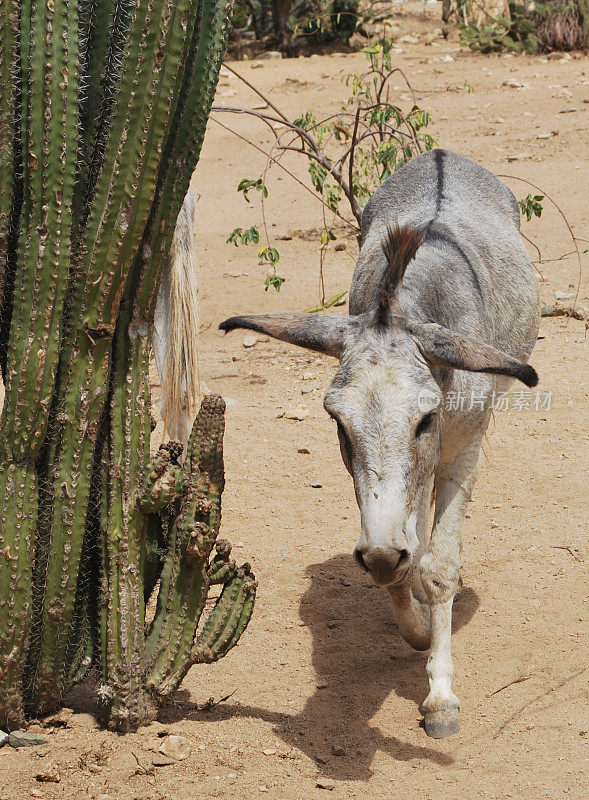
[[419, 441, 481, 738]]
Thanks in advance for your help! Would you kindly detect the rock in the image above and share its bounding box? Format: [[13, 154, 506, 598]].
[[283, 406, 309, 421], [301, 385, 314, 394], [506, 153, 531, 162], [503, 79, 528, 89], [223, 270, 248, 278], [331, 744, 347, 756], [35, 763, 61, 783], [334, 242, 346, 251], [316, 778, 336, 790], [316, 678, 328, 689], [151, 754, 176, 767], [439, 54, 454, 62], [262, 748, 277, 755], [0, 731, 8, 747], [297, 447, 310, 454], [45, 707, 74, 728], [256, 50, 282, 60], [310, 482, 322, 488], [243, 334, 258, 348], [315, 753, 331, 764], [555, 291, 575, 301], [302, 372, 315, 380], [398, 34, 419, 44], [8, 730, 46, 748], [159, 734, 191, 761], [552, 87, 572, 98]]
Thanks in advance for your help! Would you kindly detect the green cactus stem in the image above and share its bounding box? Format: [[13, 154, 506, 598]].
[[0, 0, 256, 732], [193, 565, 257, 665]]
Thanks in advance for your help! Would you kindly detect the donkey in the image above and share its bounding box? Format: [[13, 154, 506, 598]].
[[219, 150, 540, 738]]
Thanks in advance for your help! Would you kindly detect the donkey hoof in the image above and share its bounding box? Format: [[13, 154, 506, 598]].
[[424, 708, 460, 738]]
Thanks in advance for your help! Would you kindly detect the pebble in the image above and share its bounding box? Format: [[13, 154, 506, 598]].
[[507, 153, 531, 162], [263, 748, 277, 756], [316, 778, 336, 790], [243, 334, 258, 348], [151, 754, 176, 767], [159, 734, 191, 761], [0, 732, 8, 747], [35, 763, 61, 783], [302, 372, 315, 380], [316, 678, 328, 689], [310, 481, 322, 488], [301, 385, 314, 394], [45, 707, 74, 728], [503, 79, 528, 89], [8, 730, 46, 748], [256, 50, 282, 60], [332, 744, 347, 756], [283, 406, 309, 421]]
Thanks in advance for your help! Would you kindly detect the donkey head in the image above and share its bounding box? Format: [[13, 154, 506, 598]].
[[220, 225, 538, 587]]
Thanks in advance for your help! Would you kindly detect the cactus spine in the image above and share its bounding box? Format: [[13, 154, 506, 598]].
[[0, 0, 256, 733]]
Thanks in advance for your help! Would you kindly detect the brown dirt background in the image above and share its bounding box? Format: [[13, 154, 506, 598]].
[[1, 5, 588, 799]]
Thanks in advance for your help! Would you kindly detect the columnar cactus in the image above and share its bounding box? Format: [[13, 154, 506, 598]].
[[0, 0, 256, 732]]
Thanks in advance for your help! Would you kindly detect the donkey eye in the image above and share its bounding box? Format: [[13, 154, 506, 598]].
[[415, 412, 435, 438]]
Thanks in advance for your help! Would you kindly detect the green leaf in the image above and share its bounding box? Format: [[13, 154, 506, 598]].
[[264, 275, 285, 292]]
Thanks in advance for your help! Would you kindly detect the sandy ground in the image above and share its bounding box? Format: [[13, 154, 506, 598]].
[[1, 6, 588, 799]]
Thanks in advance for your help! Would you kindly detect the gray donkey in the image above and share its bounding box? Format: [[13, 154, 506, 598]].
[[219, 149, 540, 738]]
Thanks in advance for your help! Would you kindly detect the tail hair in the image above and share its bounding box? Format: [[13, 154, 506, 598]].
[[153, 186, 200, 446]]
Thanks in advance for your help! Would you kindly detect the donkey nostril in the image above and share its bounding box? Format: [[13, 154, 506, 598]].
[[354, 548, 369, 572]]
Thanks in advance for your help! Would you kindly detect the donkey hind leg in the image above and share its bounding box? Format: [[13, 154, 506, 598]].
[[419, 440, 481, 738], [387, 476, 434, 651]]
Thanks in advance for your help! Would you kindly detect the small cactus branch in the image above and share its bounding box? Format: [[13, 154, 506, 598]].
[[207, 539, 238, 585], [144, 396, 226, 700], [137, 442, 186, 514], [192, 565, 257, 665]]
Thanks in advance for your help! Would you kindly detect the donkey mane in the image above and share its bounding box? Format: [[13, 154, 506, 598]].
[[376, 223, 423, 325]]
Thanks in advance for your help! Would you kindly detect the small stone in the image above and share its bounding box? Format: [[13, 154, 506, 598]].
[[243, 334, 258, 348], [316, 678, 328, 689], [302, 372, 315, 380], [223, 270, 248, 278], [301, 385, 314, 394], [507, 153, 531, 162], [310, 481, 322, 488], [398, 34, 419, 43], [256, 50, 282, 60], [283, 406, 309, 421], [8, 730, 46, 748], [35, 763, 61, 783], [151, 755, 176, 767], [331, 744, 346, 756], [334, 243, 346, 251], [555, 291, 575, 301], [316, 778, 336, 790], [552, 87, 572, 98], [45, 707, 74, 728], [297, 448, 310, 454], [315, 753, 331, 764], [262, 748, 277, 755], [0, 731, 8, 747], [503, 79, 528, 88], [159, 734, 191, 761]]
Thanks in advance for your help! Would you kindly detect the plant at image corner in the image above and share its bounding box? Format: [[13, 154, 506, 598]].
[[219, 27, 437, 307]]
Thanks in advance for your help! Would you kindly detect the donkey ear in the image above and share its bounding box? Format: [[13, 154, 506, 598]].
[[406, 321, 538, 387], [219, 312, 351, 359]]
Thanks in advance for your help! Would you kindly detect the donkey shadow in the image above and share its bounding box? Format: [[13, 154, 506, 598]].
[[164, 553, 479, 780]]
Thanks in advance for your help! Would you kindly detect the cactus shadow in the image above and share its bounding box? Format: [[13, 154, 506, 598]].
[[180, 553, 479, 780]]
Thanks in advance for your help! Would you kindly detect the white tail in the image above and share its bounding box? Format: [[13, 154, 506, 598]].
[[153, 185, 199, 446]]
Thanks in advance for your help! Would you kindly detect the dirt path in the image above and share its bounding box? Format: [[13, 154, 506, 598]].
[[1, 10, 587, 800]]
